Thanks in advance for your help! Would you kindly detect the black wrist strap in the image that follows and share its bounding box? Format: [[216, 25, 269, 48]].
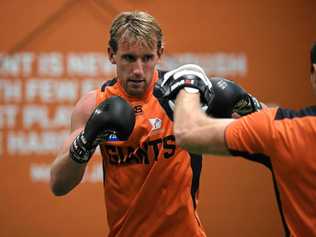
[[69, 131, 97, 164], [233, 94, 262, 116]]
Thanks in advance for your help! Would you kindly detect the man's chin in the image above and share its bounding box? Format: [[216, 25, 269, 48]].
[[126, 87, 147, 98]]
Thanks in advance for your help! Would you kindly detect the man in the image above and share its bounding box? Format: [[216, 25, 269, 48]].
[[50, 11, 207, 237], [156, 43, 316, 236]]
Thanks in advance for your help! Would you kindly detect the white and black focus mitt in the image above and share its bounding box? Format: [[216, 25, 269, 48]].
[[154, 64, 262, 120], [154, 64, 215, 120]]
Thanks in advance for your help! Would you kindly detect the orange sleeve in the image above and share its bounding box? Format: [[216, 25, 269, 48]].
[[225, 108, 278, 156]]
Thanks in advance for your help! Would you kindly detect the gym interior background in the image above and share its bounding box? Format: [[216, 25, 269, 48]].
[[1, 0, 315, 236]]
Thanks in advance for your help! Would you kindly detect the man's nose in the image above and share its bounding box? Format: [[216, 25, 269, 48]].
[[132, 59, 144, 75]]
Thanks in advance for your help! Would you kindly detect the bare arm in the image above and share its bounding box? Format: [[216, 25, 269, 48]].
[[173, 90, 234, 156], [50, 91, 97, 196]]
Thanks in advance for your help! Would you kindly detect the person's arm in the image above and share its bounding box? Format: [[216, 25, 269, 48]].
[[50, 91, 97, 196], [50, 92, 136, 196], [173, 90, 234, 156]]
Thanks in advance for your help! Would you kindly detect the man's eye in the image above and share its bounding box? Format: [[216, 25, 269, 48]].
[[143, 55, 154, 62], [123, 55, 136, 62]]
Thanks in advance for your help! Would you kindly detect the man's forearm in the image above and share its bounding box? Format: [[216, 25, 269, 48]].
[[174, 90, 233, 155], [50, 151, 87, 196], [50, 129, 88, 196]]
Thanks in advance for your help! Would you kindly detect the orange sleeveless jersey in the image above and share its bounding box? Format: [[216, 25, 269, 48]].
[[96, 70, 206, 237], [225, 106, 316, 237]]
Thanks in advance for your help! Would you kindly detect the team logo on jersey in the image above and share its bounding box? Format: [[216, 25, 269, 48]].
[[134, 105, 143, 115], [149, 118, 162, 131], [103, 134, 177, 165]]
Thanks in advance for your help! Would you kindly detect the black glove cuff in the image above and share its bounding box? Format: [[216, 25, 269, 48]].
[[69, 131, 97, 164], [233, 94, 262, 116]]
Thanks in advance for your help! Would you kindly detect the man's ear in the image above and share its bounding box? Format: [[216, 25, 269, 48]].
[[108, 47, 116, 64], [157, 47, 164, 63], [158, 47, 164, 57]]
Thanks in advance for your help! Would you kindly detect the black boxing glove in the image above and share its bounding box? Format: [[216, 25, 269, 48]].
[[69, 96, 136, 163], [208, 77, 262, 118], [154, 64, 215, 120]]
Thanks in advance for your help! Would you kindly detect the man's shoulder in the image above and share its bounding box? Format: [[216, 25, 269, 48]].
[[73, 90, 98, 118], [70, 89, 98, 130]]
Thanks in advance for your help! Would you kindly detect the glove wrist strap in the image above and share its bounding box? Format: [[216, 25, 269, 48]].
[[69, 131, 97, 164]]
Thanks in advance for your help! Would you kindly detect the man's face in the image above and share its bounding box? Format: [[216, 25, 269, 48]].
[[108, 38, 163, 98]]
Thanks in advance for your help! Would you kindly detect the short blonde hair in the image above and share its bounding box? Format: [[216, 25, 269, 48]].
[[109, 11, 163, 52]]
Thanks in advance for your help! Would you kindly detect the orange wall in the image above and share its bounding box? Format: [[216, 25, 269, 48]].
[[0, 0, 315, 236]]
